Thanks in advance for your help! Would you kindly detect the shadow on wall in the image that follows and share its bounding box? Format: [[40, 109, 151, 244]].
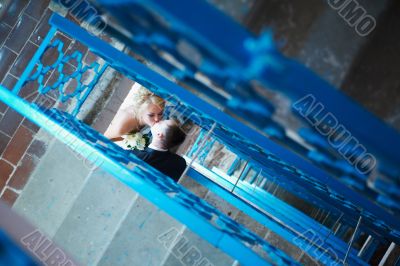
[[341, 0, 400, 131], [0, 0, 11, 19]]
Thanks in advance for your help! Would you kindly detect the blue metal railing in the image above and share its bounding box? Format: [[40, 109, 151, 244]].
[[0, 1, 399, 263], [12, 27, 108, 117], [0, 11, 304, 266], [0, 86, 298, 266], [186, 166, 367, 265], [89, 0, 400, 215]]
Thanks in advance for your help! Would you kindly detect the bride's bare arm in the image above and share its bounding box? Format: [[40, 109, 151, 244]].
[[104, 109, 139, 140]]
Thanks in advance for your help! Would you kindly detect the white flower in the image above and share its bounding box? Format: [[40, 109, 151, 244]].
[[122, 132, 147, 150]]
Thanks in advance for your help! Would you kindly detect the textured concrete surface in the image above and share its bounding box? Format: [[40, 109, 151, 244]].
[[13, 139, 91, 237], [161, 228, 234, 266], [98, 197, 181, 266], [341, 0, 400, 131], [8, 0, 400, 265], [264, 230, 302, 261], [12, 135, 244, 265], [204, 190, 240, 219], [245, 0, 389, 87], [208, 0, 256, 24], [52, 168, 138, 266], [235, 211, 269, 239], [241, 0, 398, 137], [297, 0, 389, 87], [245, 0, 326, 56], [178, 176, 209, 199]]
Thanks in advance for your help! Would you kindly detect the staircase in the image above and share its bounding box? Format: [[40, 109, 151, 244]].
[[12, 135, 236, 266], [1, 0, 399, 265]]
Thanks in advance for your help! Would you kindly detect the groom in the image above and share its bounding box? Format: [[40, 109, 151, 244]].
[[133, 120, 187, 182]]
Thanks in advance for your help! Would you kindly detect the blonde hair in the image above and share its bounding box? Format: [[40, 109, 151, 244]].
[[132, 85, 165, 119]]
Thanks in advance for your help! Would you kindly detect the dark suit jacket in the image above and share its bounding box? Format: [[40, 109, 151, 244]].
[[133, 147, 187, 182]]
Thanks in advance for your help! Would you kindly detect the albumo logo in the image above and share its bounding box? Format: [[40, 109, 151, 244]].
[[55, 0, 107, 36], [327, 0, 376, 37]]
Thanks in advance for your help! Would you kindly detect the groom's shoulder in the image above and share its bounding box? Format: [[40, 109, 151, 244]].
[[171, 153, 186, 167], [132, 148, 148, 159]]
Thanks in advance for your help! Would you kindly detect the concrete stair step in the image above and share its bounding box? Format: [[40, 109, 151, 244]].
[[98, 196, 182, 266], [160, 227, 235, 266], [12, 138, 237, 265], [97, 192, 236, 266], [12, 139, 92, 238], [51, 168, 138, 265]]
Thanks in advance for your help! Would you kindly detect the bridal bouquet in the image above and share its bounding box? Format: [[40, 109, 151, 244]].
[[122, 132, 150, 151]]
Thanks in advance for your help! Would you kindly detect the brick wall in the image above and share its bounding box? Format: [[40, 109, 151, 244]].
[[0, 0, 51, 206], [0, 0, 117, 206]]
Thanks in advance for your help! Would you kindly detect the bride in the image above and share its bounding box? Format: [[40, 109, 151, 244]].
[[104, 85, 165, 142]]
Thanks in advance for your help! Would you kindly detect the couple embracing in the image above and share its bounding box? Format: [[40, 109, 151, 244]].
[[105, 86, 187, 182]]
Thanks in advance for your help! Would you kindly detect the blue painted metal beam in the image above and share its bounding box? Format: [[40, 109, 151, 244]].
[[47, 13, 400, 244], [0, 85, 300, 266], [13, 26, 57, 95], [195, 165, 375, 262], [213, 125, 400, 243], [187, 168, 367, 265], [89, 0, 400, 215], [96, 0, 251, 67], [95, 0, 400, 172]]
